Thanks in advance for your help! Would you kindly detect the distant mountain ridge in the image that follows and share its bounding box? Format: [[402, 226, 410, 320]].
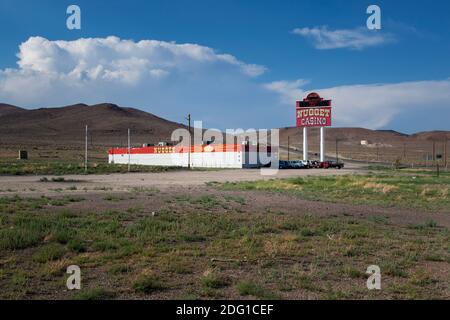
[[0, 103, 448, 162]]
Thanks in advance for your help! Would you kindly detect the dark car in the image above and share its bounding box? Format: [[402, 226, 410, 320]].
[[291, 160, 306, 169], [329, 161, 344, 169], [279, 160, 291, 169], [319, 161, 330, 169], [320, 161, 344, 169], [310, 160, 320, 168]]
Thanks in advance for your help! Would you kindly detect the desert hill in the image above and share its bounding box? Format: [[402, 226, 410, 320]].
[[0, 103, 186, 146], [0, 103, 187, 160], [0, 103, 25, 117]]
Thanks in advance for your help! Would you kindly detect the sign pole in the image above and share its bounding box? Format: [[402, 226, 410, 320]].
[[320, 127, 325, 162], [303, 127, 308, 161]]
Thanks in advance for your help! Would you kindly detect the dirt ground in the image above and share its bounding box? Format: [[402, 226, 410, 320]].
[[0, 165, 448, 300], [0, 165, 362, 196]]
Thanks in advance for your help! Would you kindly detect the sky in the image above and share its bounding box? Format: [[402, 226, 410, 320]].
[[0, 0, 449, 133]]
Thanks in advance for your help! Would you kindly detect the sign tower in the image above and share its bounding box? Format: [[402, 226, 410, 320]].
[[296, 93, 332, 162]]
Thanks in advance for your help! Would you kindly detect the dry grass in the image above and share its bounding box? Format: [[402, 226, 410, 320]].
[[0, 187, 448, 300]]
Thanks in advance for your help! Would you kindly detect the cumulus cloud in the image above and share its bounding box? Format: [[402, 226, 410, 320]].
[[14, 36, 267, 79], [0, 36, 271, 128], [292, 26, 394, 50], [264, 79, 450, 129]]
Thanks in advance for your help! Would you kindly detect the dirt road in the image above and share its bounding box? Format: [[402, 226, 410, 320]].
[[0, 164, 363, 196]]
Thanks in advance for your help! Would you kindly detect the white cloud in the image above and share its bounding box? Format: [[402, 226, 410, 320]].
[[0, 36, 271, 128], [10, 36, 265, 83], [292, 26, 394, 50], [264, 79, 450, 129]]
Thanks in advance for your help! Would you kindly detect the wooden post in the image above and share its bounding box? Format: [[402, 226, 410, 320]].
[[287, 136, 290, 161], [335, 139, 339, 162], [187, 114, 191, 169], [444, 139, 448, 169], [85, 125, 88, 173], [128, 128, 131, 173], [403, 142, 406, 160], [432, 141, 436, 164]]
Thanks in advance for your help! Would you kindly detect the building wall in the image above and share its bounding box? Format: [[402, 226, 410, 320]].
[[109, 151, 243, 168]]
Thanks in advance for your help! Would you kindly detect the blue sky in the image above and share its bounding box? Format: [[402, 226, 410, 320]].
[[0, 0, 449, 133]]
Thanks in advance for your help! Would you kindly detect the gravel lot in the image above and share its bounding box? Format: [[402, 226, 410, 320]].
[[0, 164, 363, 196]]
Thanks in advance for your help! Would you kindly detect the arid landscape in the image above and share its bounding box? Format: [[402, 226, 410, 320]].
[[1, 103, 449, 167], [0, 103, 449, 300], [0, 167, 449, 299]]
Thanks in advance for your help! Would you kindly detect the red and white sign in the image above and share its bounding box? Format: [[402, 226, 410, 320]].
[[296, 92, 332, 128], [296, 107, 332, 127]]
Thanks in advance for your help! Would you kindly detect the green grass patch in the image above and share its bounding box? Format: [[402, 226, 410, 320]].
[[236, 280, 280, 299], [32, 244, 66, 263], [0, 160, 215, 176], [202, 271, 229, 289], [220, 173, 450, 210], [132, 275, 165, 293]]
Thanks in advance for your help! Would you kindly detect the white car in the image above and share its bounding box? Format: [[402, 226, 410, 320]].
[[300, 160, 312, 168]]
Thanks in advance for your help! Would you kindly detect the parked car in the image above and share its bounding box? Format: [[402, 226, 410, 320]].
[[291, 160, 306, 169], [299, 160, 311, 168], [328, 161, 344, 169], [319, 161, 331, 169], [279, 160, 290, 169], [319, 161, 344, 169], [310, 160, 320, 168]]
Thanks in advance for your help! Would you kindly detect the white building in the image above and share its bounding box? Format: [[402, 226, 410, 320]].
[[108, 143, 276, 169]]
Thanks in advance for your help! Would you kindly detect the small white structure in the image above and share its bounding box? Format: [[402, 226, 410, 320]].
[[108, 143, 276, 169]]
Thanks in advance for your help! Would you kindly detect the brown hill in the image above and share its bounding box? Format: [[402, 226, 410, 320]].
[[0, 103, 187, 160], [279, 127, 450, 164], [0, 103, 25, 117]]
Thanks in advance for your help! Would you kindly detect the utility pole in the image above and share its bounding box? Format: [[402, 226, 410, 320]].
[[128, 128, 131, 172], [287, 136, 290, 161], [432, 141, 436, 164], [187, 114, 191, 169], [85, 125, 88, 173], [444, 138, 447, 170], [403, 142, 407, 160], [335, 138, 339, 163]]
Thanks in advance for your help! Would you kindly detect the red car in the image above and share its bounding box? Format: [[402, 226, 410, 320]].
[[320, 161, 344, 169]]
